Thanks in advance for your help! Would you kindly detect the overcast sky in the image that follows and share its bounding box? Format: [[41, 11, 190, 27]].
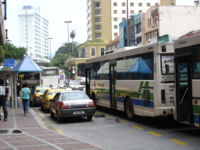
[[7, 0, 194, 54]]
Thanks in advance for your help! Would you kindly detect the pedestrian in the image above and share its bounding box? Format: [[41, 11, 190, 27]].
[[20, 83, 31, 116], [0, 79, 9, 121]]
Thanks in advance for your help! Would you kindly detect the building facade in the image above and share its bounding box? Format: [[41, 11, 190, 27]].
[[0, 2, 5, 45], [18, 6, 49, 61], [86, 0, 175, 42], [142, 5, 200, 45]]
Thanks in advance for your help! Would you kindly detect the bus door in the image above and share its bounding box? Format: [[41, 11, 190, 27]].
[[175, 56, 193, 123], [85, 68, 91, 97], [109, 64, 117, 108]]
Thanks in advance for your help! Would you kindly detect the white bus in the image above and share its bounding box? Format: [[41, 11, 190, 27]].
[[86, 42, 175, 119], [174, 32, 200, 127]]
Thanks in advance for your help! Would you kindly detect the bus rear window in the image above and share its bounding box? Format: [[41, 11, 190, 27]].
[[161, 55, 174, 74]]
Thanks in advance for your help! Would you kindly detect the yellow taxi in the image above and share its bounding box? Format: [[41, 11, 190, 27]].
[[31, 87, 50, 106], [41, 88, 66, 112]]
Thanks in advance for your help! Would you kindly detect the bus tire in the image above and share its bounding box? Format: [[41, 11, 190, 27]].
[[125, 98, 134, 120]]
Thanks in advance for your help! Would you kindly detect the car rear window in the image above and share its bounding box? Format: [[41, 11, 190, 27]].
[[61, 92, 89, 101]]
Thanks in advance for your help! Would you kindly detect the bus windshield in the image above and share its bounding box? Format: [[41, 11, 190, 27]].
[[161, 55, 174, 74]]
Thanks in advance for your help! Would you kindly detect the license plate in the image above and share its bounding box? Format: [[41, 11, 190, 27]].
[[73, 111, 85, 115]]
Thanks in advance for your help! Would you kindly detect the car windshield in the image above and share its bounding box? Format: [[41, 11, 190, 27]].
[[36, 89, 46, 93], [61, 92, 89, 101], [48, 91, 61, 95]]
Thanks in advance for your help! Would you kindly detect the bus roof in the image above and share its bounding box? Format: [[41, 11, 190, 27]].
[[87, 42, 173, 64]]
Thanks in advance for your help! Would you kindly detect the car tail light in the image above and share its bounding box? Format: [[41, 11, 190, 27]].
[[58, 102, 70, 109], [87, 102, 95, 107]]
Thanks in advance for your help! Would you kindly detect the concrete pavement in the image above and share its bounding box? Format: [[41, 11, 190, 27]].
[[0, 106, 102, 150]]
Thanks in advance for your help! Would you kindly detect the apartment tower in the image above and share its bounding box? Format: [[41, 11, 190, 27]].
[[18, 6, 49, 61]]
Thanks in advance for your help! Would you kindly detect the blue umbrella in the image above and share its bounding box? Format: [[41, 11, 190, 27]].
[[12, 56, 43, 72], [128, 58, 152, 74]]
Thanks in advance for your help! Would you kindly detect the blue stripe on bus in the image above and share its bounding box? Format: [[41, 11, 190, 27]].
[[116, 96, 154, 108], [131, 98, 154, 108], [194, 114, 200, 124], [98, 96, 154, 108]]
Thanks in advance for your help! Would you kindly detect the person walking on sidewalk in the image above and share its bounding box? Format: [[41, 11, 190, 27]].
[[20, 83, 31, 116], [0, 79, 9, 121]]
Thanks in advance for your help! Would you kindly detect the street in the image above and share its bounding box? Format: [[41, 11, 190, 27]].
[[33, 107, 200, 150]]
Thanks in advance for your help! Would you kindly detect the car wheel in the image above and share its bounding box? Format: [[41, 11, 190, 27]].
[[125, 98, 134, 120], [56, 113, 62, 123], [50, 111, 54, 119], [87, 115, 93, 121]]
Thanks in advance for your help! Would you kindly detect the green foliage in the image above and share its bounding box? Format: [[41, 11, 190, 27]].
[[52, 42, 80, 74], [51, 53, 67, 69], [0, 43, 27, 64], [0, 46, 4, 63], [3, 43, 26, 60], [54, 42, 79, 58]]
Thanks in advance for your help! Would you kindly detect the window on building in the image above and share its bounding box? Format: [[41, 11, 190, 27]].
[[95, 2, 101, 8], [155, 3, 159, 6], [114, 32, 118, 36], [101, 48, 104, 56], [95, 25, 101, 30], [95, 9, 101, 15], [131, 10, 134, 14], [114, 18, 118, 21], [114, 25, 118, 29], [114, 10, 117, 14], [95, 17, 101, 23], [80, 48, 86, 58], [139, 10, 142, 13], [147, 3, 151, 6], [113, 2, 117, 6], [139, 3, 142, 6], [122, 10, 126, 14], [91, 48, 96, 56], [130, 2, 134, 6], [95, 32, 101, 38], [122, 2, 126, 6]]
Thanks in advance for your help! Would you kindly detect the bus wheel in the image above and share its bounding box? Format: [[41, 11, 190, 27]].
[[125, 98, 134, 120]]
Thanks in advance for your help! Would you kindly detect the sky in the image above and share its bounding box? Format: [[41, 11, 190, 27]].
[[7, 0, 194, 55]]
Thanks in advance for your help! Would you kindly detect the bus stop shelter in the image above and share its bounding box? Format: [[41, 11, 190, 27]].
[[12, 56, 43, 108]]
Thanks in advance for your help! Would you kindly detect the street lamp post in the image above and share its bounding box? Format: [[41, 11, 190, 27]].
[[48, 37, 53, 60], [64, 21, 72, 43]]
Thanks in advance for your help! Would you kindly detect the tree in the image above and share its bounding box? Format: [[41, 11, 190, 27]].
[[3, 43, 26, 60], [0, 46, 4, 63], [54, 42, 79, 58], [51, 53, 68, 69]]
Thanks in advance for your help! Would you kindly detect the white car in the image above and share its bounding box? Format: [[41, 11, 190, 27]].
[[68, 80, 84, 90], [50, 91, 96, 122]]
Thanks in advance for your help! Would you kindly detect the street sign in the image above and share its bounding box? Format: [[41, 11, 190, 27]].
[[3, 59, 15, 68]]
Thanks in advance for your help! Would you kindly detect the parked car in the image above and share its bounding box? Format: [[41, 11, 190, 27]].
[[31, 87, 50, 106], [50, 91, 96, 122], [41, 88, 66, 112], [68, 80, 84, 90]]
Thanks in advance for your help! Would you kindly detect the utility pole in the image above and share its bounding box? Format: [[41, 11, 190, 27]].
[[48, 37, 53, 60], [64, 21, 72, 43], [126, 0, 129, 46]]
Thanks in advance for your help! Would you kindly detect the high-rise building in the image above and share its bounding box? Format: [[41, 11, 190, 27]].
[[87, 0, 175, 42], [18, 6, 49, 61]]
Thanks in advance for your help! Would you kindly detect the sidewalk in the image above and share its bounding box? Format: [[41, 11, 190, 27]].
[[0, 107, 102, 150]]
